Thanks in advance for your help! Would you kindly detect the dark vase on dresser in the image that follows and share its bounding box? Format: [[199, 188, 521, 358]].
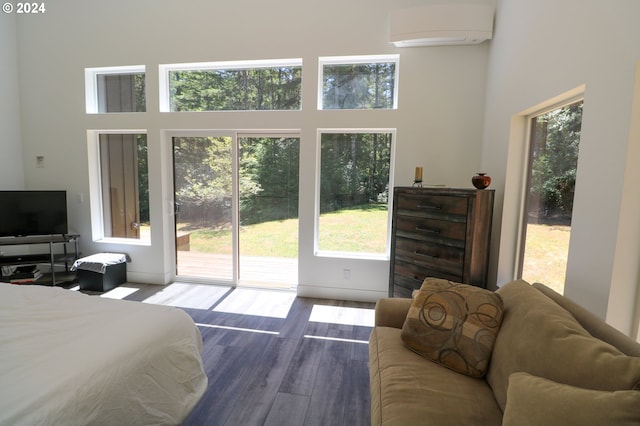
[[389, 187, 494, 297]]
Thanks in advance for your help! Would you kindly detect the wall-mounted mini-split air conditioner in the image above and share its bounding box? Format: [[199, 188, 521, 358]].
[[390, 4, 494, 47]]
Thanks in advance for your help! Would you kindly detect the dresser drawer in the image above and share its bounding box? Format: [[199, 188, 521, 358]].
[[395, 237, 464, 277], [393, 259, 463, 293], [396, 193, 469, 222], [395, 215, 466, 247]]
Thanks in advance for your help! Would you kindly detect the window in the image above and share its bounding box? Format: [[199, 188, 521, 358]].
[[85, 66, 146, 113], [317, 130, 394, 256], [319, 55, 399, 110], [88, 131, 150, 243], [159, 59, 302, 112], [519, 100, 583, 294]]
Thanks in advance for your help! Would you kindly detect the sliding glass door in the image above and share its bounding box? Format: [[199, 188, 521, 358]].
[[172, 133, 299, 288], [238, 136, 299, 286], [173, 135, 234, 280]]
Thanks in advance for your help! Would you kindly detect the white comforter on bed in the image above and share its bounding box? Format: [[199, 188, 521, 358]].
[[0, 283, 207, 426]]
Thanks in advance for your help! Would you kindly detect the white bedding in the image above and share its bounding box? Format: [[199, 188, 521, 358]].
[[0, 283, 207, 426]]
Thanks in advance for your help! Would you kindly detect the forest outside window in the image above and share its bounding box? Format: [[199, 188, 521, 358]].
[[88, 131, 150, 244], [160, 59, 302, 112], [518, 100, 583, 294], [317, 130, 394, 257], [85, 66, 146, 113], [319, 55, 399, 110]]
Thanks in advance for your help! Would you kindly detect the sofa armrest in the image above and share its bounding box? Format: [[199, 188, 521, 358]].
[[374, 298, 412, 328]]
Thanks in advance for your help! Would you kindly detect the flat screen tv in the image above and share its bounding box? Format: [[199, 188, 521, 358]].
[[0, 190, 68, 237]]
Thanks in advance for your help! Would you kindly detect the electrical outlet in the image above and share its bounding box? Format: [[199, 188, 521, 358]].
[[343, 269, 351, 280], [36, 156, 45, 168]]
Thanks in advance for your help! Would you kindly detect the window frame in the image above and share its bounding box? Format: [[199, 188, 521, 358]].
[[84, 65, 146, 114], [314, 128, 396, 260], [515, 95, 584, 289], [87, 129, 151, 246], [158, 58, 303, 113], [317, 54, 400, 111]]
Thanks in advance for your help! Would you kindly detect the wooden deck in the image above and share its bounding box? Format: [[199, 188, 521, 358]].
[[176, 251, 297, 289]]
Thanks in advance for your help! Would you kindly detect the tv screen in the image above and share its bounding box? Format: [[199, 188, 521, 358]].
[[0, 191, 68, 237]]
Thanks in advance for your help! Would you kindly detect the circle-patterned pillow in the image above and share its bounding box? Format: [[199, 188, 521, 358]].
[[401, 278, 504, 377]]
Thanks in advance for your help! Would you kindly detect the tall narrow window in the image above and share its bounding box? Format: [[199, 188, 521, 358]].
[[317, 131, 393, 256], [519, 100, 583, 294], [96, 133, 150, 241], [319, 55, 399, 110]]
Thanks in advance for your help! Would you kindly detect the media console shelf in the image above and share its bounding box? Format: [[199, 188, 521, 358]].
[[0, 235, 80, 286]]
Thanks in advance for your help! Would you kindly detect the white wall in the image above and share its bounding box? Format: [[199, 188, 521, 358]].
[[14, 0, 493, 300], [0, 12, 24, 188], [483, 0, 640, 335]]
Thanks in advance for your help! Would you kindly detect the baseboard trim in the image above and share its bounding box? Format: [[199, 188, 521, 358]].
[[296, 284, 386, 303]]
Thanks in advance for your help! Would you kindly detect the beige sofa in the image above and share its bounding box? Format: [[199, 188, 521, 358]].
[[369, 280, 640, 425]]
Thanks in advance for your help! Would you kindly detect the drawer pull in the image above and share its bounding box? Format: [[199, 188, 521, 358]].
[[416, 204, 442, 210], [415, 250, 439, 259], [416, 226, 440, 234]]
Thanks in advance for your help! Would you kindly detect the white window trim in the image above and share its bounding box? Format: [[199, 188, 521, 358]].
[[314, 128, 396, 260], [317, 54, 400, 111], [87, 129, 151, 246], [158, 58, 303, 113], [84, 65, 145, 114], [513, 92, 584, 279]]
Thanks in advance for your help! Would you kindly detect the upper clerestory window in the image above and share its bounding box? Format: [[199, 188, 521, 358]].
[[85, 66, 146, 114], [159, 59, 302, 112], [318, 55, 399, 110]]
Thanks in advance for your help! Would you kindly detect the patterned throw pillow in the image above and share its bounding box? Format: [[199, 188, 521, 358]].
[[401, 278, 504, 377]]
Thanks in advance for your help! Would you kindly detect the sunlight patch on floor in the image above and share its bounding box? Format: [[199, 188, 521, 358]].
[[303, 334, 369, 344], [309, 305, 375, 327], [196, 323, 280, 335], [143, 282, 230, 309], [213, 288, 296, 319], [100, 286, 139, 299]]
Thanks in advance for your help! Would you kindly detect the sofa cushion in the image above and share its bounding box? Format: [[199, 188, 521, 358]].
[[487, 280, 640, 411], [503, 372, 640, 426], [400, 278, 504, 377], [532, 282, 640, 357], [369, 326, 502, 426]]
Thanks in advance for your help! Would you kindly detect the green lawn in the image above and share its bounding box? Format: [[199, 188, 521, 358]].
[[317, 205, 388, 253], [521, 223, 571, 294], [178, 204, 388, 257]]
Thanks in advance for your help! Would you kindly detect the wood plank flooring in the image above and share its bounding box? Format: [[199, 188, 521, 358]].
[[117, 283, 375, 426]]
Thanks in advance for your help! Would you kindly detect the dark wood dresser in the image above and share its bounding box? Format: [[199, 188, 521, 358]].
[[389, 187, 494, 297]]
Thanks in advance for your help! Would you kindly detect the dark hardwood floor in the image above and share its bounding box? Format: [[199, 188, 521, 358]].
[[119, 283, 375, 426]]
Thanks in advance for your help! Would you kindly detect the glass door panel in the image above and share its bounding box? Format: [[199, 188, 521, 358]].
[[173, 136, 234, 281], [238, 136, 299, 287]]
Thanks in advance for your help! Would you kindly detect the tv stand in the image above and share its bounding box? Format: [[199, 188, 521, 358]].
[[0, 234, 80, 286]]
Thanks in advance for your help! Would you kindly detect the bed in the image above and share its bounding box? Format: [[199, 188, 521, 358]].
[[0, 282, 207, 425]]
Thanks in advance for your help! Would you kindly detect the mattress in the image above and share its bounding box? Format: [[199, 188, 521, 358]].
[[0, 283, 207, 425]]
